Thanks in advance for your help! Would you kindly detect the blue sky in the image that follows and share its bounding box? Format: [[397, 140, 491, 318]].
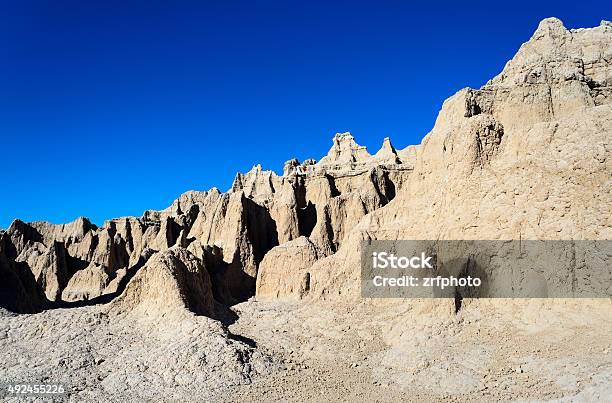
[[0, 1, 608, 228]]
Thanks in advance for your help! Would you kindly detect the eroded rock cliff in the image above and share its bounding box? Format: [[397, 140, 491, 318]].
[[1, 17, 610, 316], [289, 17, 612, 302], [1, 127, 412, 311], [1, 18, 611, 402]]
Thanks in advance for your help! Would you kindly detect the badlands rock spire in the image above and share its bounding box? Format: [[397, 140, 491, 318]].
[[0, 128, 412, 310]]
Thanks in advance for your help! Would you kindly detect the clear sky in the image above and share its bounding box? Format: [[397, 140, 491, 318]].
[[0, 1, 608, 228]]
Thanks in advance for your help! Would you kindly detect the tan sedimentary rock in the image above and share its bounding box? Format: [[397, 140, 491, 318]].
[[255, 236, 321, 300], [1, 18, 609, 319], [318, 132, 371, 167], [0, 18, 611, 402], [111, 247, 215, 318], [61, 262, 109, 302], [0, 231, 48, 313], [298, 18, 612, 301], [371, 137, 401, 165], [3, 121, 410, 309]]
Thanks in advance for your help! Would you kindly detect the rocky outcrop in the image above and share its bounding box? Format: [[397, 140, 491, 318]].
[[1, 18, 611, 403], [318, 132, 371, 167], [1, 126, 410, 312], [371, 137, 401, 165], [294, 18, 612, 301], [61, 262, 110, 302], [255, 236, 322, 300], [1, 18, 609, 318], [0, 231, 48, 313], [182, 132, 411, 304], [111, 247, 215, 318]]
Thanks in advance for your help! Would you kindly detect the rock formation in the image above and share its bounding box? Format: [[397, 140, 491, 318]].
[[0, 18, 611, 401], [110, 247, 215, 318], [1, 124, 413, 310], [2, 18, 611, 310], [292, 17, 612, 301], [255, 236, 322, 300], [0, 230, 48, 313]]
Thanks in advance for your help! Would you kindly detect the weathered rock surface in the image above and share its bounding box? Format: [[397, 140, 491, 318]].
[[1, 123, 410, 310], [61, 262, 110, 302], [111, 247, 215, 318], [284, 17, 612, 302], [0, 17, 610, 402], [255, 236, 322, 300], [0, 303, 275, 401], [1, 17, 610, 310], [318, 132, 371, 167], [0, 231, 48, 314]]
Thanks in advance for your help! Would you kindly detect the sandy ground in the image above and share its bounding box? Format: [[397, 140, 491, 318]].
[[0, 306, 272, 402], [0, 299, 610, 402], [222, 299, 612, 402]]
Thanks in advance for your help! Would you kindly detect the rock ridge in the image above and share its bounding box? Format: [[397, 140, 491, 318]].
[[1, 17, 610, 315]]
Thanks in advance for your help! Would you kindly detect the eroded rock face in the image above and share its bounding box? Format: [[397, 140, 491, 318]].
[[61, 262, 110, 302], [1, 129, 410, 311], [1, 18, 609, 317], [296, 18, 612, 301], [0, 231, 48, 313], [0, 18, 610, 403], [318, 132, 371, 167], [255, 236, 322, 300], [111, 247, 215, 318]]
